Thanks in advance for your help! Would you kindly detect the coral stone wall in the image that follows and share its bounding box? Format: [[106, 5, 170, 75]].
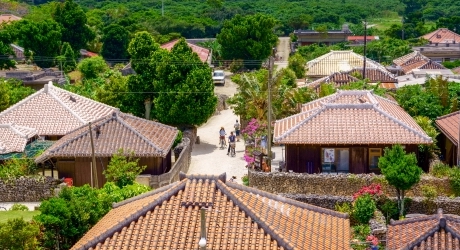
[[248, 171, 454, 197], [0, 176, 61, 202]]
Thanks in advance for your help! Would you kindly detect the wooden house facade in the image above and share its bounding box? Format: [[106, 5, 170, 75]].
[[35, 112, 178, 187], [435, 111, 460, 166], [274, 90, 432, 174]]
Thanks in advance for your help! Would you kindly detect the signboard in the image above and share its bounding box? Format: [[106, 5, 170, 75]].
[[323, 148, 335, 163]]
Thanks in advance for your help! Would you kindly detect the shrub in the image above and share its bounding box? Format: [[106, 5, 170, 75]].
[[422, 185, 438, 213], [0, 218, 41, 249], [0, 158, 38, 179], [335, 202, 358, 226], [103, 149, 147, 188], [430, 162, 452, 178], [449, 167, 460, 196], [353, 184, 382, 200], [229, 59, 244, 73], [173, 130, 183, 148], [353, 194, 376, 225], [378, 199, 399, 224], [241, 175, 249, 186], [352, 224, 371, 241], [9, 204, 29, 211]]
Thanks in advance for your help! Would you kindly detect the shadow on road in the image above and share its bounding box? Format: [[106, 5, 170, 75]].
[[191, 142, 221, 156]]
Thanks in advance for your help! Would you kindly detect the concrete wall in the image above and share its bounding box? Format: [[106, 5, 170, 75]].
[[248, 171, 454, 197], [0, 176, 61, 202]]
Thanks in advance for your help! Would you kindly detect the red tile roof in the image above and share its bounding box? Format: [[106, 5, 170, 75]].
[[274, 90, 432, 145], [0, 14, 21, 24], [161, 39, 211, 63], [393, 51, 446, 74], [347, 36, 379, 41], [435, 111, 460, 146], [387, 209, 460, 250], [422, 28, 460, 44], [0, 82, 117, 136], [35, 112, 178, 162], [71, 173, 351, 250], [0, 124, 36, 154]]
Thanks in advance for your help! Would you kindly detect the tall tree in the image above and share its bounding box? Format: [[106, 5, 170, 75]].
[[53, 0, 95, 52], [56, 42, 77, 73], [77, 56, 108, 79], [15, 19, 62, 68], [101, 24, 130, 61], [0, 25, 16, 69], [378, 144, 422, 217], [153, 38, 217, 125], [217, 14, 278, 68], [125, 31, 160, 119]]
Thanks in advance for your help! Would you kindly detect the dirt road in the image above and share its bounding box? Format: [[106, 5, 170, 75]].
[[275, 37, 290, 70]]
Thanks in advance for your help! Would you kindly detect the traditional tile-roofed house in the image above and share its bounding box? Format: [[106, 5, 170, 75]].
[[10, 44, 24, 59], [35, 112, 178, 186], [306, 50, 389, 79], [0, 124, 36, 154], [0, 14, 21, 24], [435, 111, 460, 166], [391, 51, 447, 75], [0, 82, 117, 139], [387, 209, 460, 250], [274, 90, 432, 174], [422, 28, 460, 44], [294, 24, 352, 46], [71, 172, 351, 250], [347, 36, 379, 45], [303, 72, 359, 93]]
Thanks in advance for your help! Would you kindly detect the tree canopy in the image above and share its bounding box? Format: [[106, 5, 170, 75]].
[[217, 14, 278, 68], [101, 24, 130, 61]]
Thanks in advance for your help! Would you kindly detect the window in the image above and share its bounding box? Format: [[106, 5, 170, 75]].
[[369, 148, 382, 169], [321, 148, 349, 173]]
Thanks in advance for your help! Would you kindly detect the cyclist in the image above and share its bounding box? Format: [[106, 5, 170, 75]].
[[227, 131, 236, 155], [219, 127, 226, 147]]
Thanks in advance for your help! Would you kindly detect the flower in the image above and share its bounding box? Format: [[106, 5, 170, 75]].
[[353, 184, 382, 200], [366, 235, 379, 246]]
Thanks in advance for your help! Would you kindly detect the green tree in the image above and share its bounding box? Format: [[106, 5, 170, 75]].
[[103, 149, 146, 188], [53, 0, 95, 52], [77, 56, 109, 79], [288, 53, 307, 78], [0, 79, 35, 112], [414, 116, 439, 155], [0, 26, 16, 69], [56, 42, 77, 73], [95, 70, 129, 110], [153, 38, 217, 125], [15, 19, 62, 68], [0, 218, 41, 250], [217, 14, 278, 68], [378, 144, 422, 217], [125, 31, 160, 119], [101, 24, 130, 60]]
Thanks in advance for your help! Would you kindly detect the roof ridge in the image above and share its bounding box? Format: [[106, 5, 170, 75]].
[[47, 89, 86, 124], [373, 94, 400, 105], [373, 105, 432, 142], [436, 110, 460, 120], [0, 89, 43, 118], [215, 180, 295, 250], [406, 224, 441, 249], [225, 180, 348, 218], [77, 180, 187, 250], [115, 114, 164, 153], [179, 172, 226, 183], [7, 124, 29, 138]]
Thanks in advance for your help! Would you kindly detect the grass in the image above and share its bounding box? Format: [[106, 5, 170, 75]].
[[0, 211, 40, 223]]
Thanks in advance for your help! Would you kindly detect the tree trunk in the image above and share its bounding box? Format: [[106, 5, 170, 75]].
[[396, 188, 401, 216], [400, 190, 405, 218], [144, 98, 151, 120]]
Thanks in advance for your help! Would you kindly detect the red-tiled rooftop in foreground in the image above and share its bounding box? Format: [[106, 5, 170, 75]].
[[35, 112, 178, 163], [71, 173, 351, 250], [387, 209, 460, 250], [274, 90, 432, 145], [161, 39, 211, 63]]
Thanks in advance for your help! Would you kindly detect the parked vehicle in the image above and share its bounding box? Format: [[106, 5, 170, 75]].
[[212, 70, 225, 85]]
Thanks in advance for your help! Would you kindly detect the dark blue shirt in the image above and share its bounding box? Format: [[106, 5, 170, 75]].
[[229, 135, 236, 142]]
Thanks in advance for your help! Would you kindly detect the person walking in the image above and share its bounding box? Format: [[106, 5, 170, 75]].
[[234, 120, 241, 142], [227, 132, 236, 155], [219, 127, 226, 147]]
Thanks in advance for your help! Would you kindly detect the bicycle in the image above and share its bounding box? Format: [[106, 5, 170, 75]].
[[229, 142, 236, 157], [219, 136, 226, 149]]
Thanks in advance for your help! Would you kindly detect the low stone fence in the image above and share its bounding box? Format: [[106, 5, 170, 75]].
[[0, 176, 61, 202], [248, 170, 454, 197], [281, 193, 460, 216], [138, 138, 192, 188]]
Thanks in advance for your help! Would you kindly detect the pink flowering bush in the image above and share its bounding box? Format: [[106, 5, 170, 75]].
[[241, 118, 267, 142], [366, 235, 379, 246], [243, 151, 255, 166], [353, 184, 382, 201]]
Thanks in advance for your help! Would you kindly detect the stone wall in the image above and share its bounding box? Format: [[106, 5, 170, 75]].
[[281, 193, 460, 215], [248, 171, 454, 197], [139, 138, 192, 188], [0, 176, 61, 202]]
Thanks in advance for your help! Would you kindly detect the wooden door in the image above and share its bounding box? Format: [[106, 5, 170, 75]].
[[351, 148, 366, 174]]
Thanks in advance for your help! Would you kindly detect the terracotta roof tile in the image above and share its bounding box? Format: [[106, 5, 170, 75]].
[[35, 112, 178, 162], [0, 124, 36, 154], [436, 111, 460, 146], [274, 90, 432, 145], [0, 82, 117, 136], [0, 14, 21, 23], [306, 50, 389, 77], [161, 39, 210, 63], [393, 51, 429, 66], [387, 209, 460, 249], [422, 28, 460, 44], [72, 173, 351, 250]]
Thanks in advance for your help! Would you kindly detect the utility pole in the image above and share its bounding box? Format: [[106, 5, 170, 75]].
[[88, 122, 98, 188], [458, 112, 460, 167], [363, 19, 367, 80], [162, 0, 164, 17], [267, 53, 274, 168]]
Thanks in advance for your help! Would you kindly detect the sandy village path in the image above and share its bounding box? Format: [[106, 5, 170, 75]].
[[187, 37, 291, 183]]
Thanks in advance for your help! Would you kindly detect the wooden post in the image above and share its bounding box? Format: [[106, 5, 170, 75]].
[[89, 122, 98, 188]]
